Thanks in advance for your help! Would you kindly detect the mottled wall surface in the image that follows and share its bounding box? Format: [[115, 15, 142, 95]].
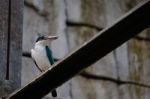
[[22, 0, 150, 99]]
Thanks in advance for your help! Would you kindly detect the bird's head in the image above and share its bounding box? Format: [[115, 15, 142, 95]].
[[35, 34, 58, 46]]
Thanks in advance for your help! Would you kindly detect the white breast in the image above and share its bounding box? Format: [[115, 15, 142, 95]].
[[31, 45, 52, 72]]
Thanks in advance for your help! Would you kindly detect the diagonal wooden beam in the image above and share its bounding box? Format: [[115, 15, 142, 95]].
[[8, 0, 150, 98]]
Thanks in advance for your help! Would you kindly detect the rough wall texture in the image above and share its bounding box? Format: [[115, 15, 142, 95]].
[[22, 0, 150, 99]]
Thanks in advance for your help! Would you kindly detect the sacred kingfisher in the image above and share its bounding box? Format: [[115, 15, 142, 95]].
[[31, 34, 58, 97]]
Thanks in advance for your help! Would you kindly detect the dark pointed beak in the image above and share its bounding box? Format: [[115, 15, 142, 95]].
[[45, 36, 58, 40]]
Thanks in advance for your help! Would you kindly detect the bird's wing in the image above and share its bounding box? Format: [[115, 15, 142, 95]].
[[45, 46, 57, 97], [31, 49, 43, 72], [45, 46, 54, 65]]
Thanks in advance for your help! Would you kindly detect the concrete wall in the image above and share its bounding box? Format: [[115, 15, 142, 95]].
[[22, 0, 150, 99]]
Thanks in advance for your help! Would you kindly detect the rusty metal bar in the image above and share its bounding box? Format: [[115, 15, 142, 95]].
[[8, 0, 150, 98]]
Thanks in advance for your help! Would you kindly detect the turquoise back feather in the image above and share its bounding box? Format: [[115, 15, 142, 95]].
[[45, 46, 54, 65], [45, 46, 57, 97]]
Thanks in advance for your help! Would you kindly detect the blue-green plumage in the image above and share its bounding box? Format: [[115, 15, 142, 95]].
[[45, 46, 54, 65]]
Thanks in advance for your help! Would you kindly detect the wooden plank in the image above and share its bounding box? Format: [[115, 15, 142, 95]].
[[0, 0, 23, 97], [8, 0, 150, 99], [0, 0, 9, 81], [8, 0, 23, 87], [0, 0, 9, 97]]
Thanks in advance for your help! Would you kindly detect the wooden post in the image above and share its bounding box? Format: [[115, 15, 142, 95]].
[[0, 0, 23, 97]]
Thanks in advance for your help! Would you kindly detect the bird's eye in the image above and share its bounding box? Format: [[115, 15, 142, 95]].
[[36, 36, 45, 42], [41, 36, 45, 39]]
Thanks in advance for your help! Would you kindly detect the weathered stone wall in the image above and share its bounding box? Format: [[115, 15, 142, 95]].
[[22, 0, 150, 99]]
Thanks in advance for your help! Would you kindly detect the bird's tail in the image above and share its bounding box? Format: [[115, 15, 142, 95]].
[[51, 89, 57, 97]]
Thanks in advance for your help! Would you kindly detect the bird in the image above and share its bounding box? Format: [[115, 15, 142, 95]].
[[31, 34, 58, 97]]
